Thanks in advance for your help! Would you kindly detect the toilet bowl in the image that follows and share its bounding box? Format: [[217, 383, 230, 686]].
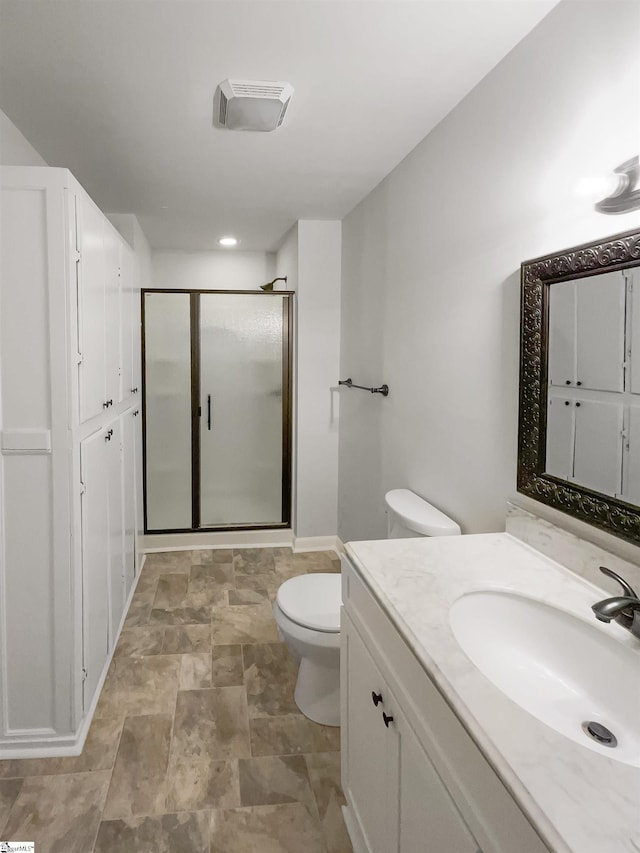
[[275, 490, 460, 727], [273, 573, 342, 726]]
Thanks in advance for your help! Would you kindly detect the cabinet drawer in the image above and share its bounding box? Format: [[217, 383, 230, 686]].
[[341, 553, 550, 853]]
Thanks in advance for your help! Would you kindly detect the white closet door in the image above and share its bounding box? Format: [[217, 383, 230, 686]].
[[80, 427, 110, 708], [624, 406, 640, 505], [78, 200, 106, 421], [548, 281, 576, 387], [573, 400, 623, 497], [545, 394, 574, 480], [121, 409, 137, 599], [107, 418, 125, 646], [630, 271, 640, 395], [120, 246, 134, 402], [104, 226, 121, 407], [576, 271, 625, 392]]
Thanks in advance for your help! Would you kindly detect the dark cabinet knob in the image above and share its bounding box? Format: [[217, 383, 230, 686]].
[[564, 401, 570, 406], [565, 380, 571, 385], [576, 402, 581, 407], [382, 712, 394, 728], [371, 691, 383, 707], [103, 401, 109, 409], [576, 381, 582, 386]]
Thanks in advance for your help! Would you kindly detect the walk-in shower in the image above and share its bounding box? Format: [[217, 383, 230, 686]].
[[142, 289, 293, 532]]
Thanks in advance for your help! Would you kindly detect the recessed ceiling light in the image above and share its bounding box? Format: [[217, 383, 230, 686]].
[[218, 236, 238, 247]]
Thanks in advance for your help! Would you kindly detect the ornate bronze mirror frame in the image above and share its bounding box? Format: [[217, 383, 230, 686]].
[[518, 228, 640, 544]]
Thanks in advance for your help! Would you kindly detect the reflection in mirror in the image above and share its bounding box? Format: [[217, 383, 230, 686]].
[[546, 268, 640, 503], [518, 228, 640, 545]]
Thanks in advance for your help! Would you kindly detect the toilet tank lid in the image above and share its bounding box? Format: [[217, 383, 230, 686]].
[[384, 489, 461, 536]]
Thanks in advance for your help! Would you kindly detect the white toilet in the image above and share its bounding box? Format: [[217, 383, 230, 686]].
[[273, 489, 461, 726]]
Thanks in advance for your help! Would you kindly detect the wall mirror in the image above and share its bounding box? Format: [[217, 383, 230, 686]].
[[518, 228, 640, 545]]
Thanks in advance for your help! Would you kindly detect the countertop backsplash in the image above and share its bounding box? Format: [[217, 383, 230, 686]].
[[505, 503, 640, 595]]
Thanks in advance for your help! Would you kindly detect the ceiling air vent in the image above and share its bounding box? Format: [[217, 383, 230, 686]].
[[213, 79, 294, 132]]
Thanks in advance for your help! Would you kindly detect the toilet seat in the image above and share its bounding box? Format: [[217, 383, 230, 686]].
[[276, 573, 341, 633]]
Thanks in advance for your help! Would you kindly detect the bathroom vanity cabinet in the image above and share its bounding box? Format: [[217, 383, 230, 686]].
[[0, 167, 143, 756], [340, 554, 549, 853]]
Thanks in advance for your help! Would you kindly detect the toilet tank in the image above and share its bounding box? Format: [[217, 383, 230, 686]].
[[384, 489, 461, 538]]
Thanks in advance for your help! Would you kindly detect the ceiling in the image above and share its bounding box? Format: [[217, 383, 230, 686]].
[[0, 1, 557, 251]]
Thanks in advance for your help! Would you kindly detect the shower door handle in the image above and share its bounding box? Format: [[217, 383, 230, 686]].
[[207, 394, 212, 430]]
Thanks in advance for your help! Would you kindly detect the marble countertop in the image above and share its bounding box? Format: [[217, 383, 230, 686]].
[[344, 533, 640, 853]]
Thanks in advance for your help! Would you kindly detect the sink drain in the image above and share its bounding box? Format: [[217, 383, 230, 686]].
[[581, 721, 617, 748]]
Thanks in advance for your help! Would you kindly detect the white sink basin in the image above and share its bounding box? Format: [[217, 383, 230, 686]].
[[450, 590, 640, 766]]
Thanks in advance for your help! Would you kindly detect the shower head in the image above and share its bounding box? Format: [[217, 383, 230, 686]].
[[260, 276, 287, 292]]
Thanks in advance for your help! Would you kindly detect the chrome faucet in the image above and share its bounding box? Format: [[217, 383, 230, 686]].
[[592, 567, 640, 639]]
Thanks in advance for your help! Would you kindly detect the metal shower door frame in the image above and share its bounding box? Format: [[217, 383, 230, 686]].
[[141, 288, 293, 533]]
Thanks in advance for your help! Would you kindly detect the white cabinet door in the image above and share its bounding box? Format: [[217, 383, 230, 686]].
[[80, 427, 110, 709], [548, 281, 576, 387], [576, 271, 625, 392], [121, 408, 137, 599], [545, 394, 574, 480], [624, 405, 640, 505], [343, 613, 398, 853], [78, 199, 106, 422], [630, 271, 640, 395], [573, 400, 623, 497], [106, 418, 125, 647], [396, 708, 478, 853], [104, 225, 121, 408], [120, 246, 134, 402]]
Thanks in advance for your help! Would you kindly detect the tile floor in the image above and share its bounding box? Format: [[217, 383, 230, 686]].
[[0, 547, 353, 853]]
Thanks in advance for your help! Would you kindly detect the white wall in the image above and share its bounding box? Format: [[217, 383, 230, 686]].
[[151, 251, 276, 291], [339, 0, 640, 544], [0, 108, 47, 166], [297, 222, 341, 539], [108, 213, 152, 288], [276, 224, 298, 291], [276, 221, 341, 540]]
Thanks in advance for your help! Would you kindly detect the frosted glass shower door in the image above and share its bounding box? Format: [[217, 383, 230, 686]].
[[199, 294, 286, 526], [144, 292, 192, 529]]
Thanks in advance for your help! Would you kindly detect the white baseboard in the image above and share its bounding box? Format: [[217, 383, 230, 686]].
[[292, 535, 342, 554], [342, 805, 369, 853], [143, 531, 345, 555], [143, 529, 294, 552], [0, 728, 84, 759]]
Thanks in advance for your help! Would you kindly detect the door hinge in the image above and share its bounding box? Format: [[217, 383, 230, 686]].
[[79, 481, 86, 495], [81, 666, 88, 682], [75, 250, 81, 264], [75, 351, 83, 365]]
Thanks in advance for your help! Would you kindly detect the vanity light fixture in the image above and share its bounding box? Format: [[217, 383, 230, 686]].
[[218, 236, 238, 247], [595, 155, 640, 214]]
